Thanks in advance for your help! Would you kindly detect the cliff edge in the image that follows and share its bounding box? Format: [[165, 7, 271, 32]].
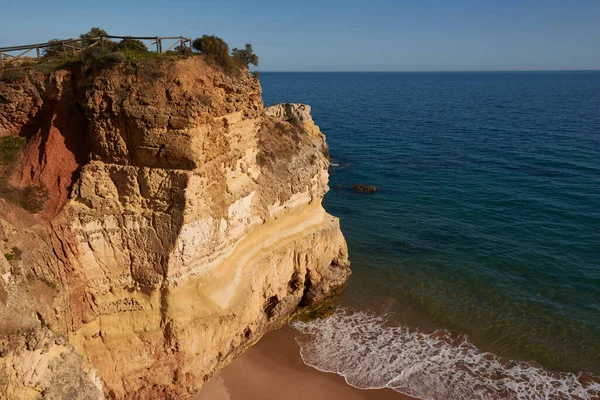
[[0, 57, 350, 399]]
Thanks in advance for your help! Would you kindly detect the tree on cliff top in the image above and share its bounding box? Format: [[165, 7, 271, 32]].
[[232, 44, 259, 67], [192, 35, 230, 63], [80, 27, 108, 39], [192, 35, 258, 70], [80, 27, 109, 46]]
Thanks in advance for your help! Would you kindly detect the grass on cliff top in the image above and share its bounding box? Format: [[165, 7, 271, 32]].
[[0, 60, 77, 83], [0, 50, 185, 83]]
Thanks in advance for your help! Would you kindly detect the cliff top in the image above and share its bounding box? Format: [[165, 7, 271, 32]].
[[0, 28, 259, 83]]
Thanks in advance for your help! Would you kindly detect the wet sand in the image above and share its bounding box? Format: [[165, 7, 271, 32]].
[[194, 326, 415, 400]]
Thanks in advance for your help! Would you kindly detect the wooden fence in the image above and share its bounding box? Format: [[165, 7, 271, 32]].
[[0, 35, 193, 67]]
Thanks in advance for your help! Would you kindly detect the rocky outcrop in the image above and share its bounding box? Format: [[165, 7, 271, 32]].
[[265, 103, 312, 125], [0, 58, 349, 399], [353, 184, 376, 193], [0, 328, 104, 400]]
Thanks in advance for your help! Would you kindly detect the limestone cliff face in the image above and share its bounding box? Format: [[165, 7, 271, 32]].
[[0, 58, 350, 399]]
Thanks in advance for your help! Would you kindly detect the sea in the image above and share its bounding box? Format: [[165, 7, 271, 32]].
[[260, 71, 600, 400]]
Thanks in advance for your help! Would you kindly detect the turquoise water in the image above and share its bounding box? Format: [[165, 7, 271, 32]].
[[260, 72, 600, 399]]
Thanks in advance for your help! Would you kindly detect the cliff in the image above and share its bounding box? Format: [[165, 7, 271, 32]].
[[0, 57, 350, 399]]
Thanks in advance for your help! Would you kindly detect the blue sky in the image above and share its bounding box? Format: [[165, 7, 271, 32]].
[[1, 0, 599, 71]]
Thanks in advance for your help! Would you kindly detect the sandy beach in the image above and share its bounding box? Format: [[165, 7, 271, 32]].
[[194, 326, 415, 400]]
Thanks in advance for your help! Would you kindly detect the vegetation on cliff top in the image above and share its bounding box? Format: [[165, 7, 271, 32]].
[[192, 35, 258, 72], [1, 28, 259, 81]]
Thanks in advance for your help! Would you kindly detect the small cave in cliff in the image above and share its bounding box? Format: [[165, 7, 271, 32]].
[[299, 271, 313, 308], [263, 295, 280, 319], [288, 271, 302, 293]]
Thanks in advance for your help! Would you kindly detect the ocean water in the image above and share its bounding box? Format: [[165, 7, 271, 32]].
[[259, 71, 600, 399]]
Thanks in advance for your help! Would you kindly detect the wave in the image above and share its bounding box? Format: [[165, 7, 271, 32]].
[[291, 309, 600, 399]]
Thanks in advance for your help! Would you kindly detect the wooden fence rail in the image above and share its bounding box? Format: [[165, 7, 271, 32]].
[[0, 35, 193, 67]]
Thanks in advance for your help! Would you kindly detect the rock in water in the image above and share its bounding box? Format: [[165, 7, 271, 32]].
[[354, 184, 377, 193]]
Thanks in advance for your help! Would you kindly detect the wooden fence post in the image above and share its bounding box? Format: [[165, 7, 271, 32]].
[[36, 47, 40, 61], [0, 52, 3, 67], [62, 42, 66, 59], [100, 36, 104, 49]]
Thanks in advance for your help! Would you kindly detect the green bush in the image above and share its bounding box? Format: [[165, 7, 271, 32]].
[[192, 35, 260, 72], [4, 247, 20, 261], [42, 39, 65, 59], [192, 35, 228, 57], [0, 67, 27, 83], [79, 45, 126, 72], [3, 185, 48, 213], [169, 45, 192, 56], [80, 45, 106, 62], [116, 38, 149, 53], [80, 27, 108, 45], [0, 136, 26, 165], [232, 44, 259, 67], [192, 35, 233, 67], [43, 27, 110, 60]]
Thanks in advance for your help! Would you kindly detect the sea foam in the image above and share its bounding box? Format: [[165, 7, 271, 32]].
[[292, 309, 600, 400]]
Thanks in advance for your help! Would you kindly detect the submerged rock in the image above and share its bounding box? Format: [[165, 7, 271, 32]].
[[354, 184, 377, 193]]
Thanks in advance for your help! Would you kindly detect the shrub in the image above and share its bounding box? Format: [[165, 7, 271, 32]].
[[0, 182, 48, 214], [0, 136, 26, 165], [42, 28, 110, 60], [80, 45, 105, 62], [192, 35, 236, 69], [170, 45, 192, 56], [275, 121, 292, 134], [116, 38, 149, 53], [13, 185, 48, 213], [137, 57, 167, 81], [192, 35, 228, 57], [80, 27, 108, 47], [80, 46, 126, 72], [0, 67, 28, 83], [42, 39, 65, 59], [232, 44, 259, 67], [4, 247, 20, 262]]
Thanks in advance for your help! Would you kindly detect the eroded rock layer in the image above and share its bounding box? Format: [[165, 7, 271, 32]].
[[0, 58, 349, 399]]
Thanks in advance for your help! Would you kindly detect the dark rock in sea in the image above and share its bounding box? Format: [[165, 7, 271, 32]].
[[353, 184, 376, 193], [335, 184, 344, 189]]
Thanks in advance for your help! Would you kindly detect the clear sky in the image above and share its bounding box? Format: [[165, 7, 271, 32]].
[[1, 0, 599, 71]]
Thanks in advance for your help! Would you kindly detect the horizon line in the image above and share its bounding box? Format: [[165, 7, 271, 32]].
[[256, 69, 600, 73]]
